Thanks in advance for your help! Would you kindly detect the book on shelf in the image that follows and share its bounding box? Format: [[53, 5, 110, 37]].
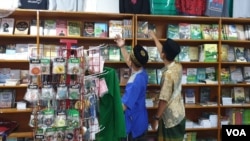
[[137, 21, 148, 38], [197, 67, 206, 83], [56, 19, 67, 36], [234, 46, 247, 62], [233, 87, 245, 103], [108, 20, 123, 38], [0, 44, 6, 59], [167, 24, 179, 39], [181, 68, 187, 84], [201, 24, 213, 40], [190, 24, 202, 39], [83, 22, 95, 37], [227, 24, 238, 40], [221, 87, 232, 98], [148, 23, 156, 35], [244, 48, 250, 62], [229, 66, 243, 83], [235, 24, 246, 40], [67, 20, 81, 37], [43, 20, 56, 36], [30, 19, 43, 36], [220, 67, 230, 83], [108, 45, 120, 61], [0, 89, 15, 108], [211, 24, 219, 40], [221, 44, 229, 62], [14, 20, 29, 35], [244, 87, 250, 103], [94, 22, 108, 37], [188, 46, 199, 62], [198, 45, 204, 62], [203, 44, 218, 62], [15, 43, 28, 60], [0, 18, 15, 35], [186, 68, 197, 84], [227, 46, 236, 62], [184, 88, 195, 104], [179, 23, 190, 39], [146, 68, 157, 84], [179, 46, 190, 62], [205, 67, 216, 81], [100, 47, 110, 61], [5, 44, 16, 60], [243, 66, 250, 82], [123, 19, 132, 38], [199, 87, 211, 104], [119, 68, 131, 85], [156, 69, 162, 85], [146, 46, 158, 62], [20, 70, 29, 84]]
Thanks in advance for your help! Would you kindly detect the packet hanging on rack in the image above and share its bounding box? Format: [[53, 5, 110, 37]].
[[53, 57, 66, 74], [41, 58, 51, 75], [24, 84, 40, 103], [68, 84, 80, 100], [67, 57, 81, 75], [56, 83, 68, 100], [41, 84, 54, 100], [29, 59, 41, 75]]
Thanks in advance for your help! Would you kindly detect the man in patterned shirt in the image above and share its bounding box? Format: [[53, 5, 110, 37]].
[[149, 31, 186, 141]]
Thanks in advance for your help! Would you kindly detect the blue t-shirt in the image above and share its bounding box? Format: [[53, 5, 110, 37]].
[[122, 69, 148, 138]]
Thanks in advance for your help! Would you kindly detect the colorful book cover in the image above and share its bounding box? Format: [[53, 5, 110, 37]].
[[211, 24, 219, 40], [100, 47, 110, 61], [205, 67, 216, 81], [220, 67, 230, 83], [83, 22, 95, 37], [179, 23, 190, 39], [14, 20, 30, 35], [167, 24, 179, 39], [227, 24, 238, 40], [108, 45, 120, 61], [0, 18, 15, 35], [56, 19, 67, 36], [233, 87, 245, 103], [201, 24, 213, 40], [43, 20, 56, 36], [197, 67, 206, 82], [108, 20, 123, 38], [123, 19, 132, 38], [221, 44, 229, 62], [184, 88, 195, 104], [230, 66, 243, 83], [203, 44, 218, 62], [234, 46, 247, 62], [188, 46, 199, 62], [137, 21, 148, 38], [179, 46, 190, 62], [146, 69, 157, 84], [186, 68, 197, 84], [94, 22, 108, 37], [190, 24, 202, 39], [146, 46, 158, 62], [67, 20, 81, 37]]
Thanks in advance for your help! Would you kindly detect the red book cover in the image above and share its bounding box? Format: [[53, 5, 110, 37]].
[[56, 19, 67, 36]]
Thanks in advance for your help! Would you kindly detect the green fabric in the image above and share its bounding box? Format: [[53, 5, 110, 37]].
[[158, 118, 186, 141], [96, 67, 126, 141]]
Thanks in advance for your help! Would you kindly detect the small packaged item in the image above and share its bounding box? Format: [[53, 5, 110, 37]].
[[67, 57, 81, 75], [56, 83, 68, 100], [29, 59, 41, 75], [68, 84, 80, 100], [41, 58, 51, 75], [41, 84, 54, 100], [53, 58, 66, 74], [24, 84, 39, 103]]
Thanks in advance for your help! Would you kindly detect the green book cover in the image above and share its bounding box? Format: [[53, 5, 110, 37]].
[[203, 44, 218, 62], [190, 24, 202, 39], [197, 67, 206, 82], [167, 24, 179, 39], [186, 68, 197, 84], [146, 69, 157, 84], [108, 45, 120, 61]]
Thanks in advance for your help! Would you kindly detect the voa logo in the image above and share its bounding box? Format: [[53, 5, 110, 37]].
[[226, 129, 246, 136]]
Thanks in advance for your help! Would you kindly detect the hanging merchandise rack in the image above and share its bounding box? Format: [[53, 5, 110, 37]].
[[23, 39, 108, 141]]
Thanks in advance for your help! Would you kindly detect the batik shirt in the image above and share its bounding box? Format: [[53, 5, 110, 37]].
[[159, 61, 185, 128]]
